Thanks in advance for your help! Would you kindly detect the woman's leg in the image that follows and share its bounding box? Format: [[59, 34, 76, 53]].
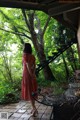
[[30, 99, 38, 116], [31, 99, 36, 110]]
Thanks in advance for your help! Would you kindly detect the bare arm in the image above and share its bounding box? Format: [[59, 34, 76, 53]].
[[26, 63, 32, 77], [26, 62, 35, 77]]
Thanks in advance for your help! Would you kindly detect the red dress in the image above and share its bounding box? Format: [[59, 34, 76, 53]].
[[21, 53, 38, 101]]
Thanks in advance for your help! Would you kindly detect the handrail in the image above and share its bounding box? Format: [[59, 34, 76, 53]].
[[36, 38, 77, 75]]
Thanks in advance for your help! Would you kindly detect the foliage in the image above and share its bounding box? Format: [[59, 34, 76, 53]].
[[37, 72, 52, 87], [51, 81, 65, 95], [0, 8, 79, 104], [0, 80, 20, 104]]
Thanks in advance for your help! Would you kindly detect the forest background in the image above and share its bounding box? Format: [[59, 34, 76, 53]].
[[0, 8, 79, 104]]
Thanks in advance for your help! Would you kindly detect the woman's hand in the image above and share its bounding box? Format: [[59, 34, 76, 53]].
[[26, 62, 35, 78]]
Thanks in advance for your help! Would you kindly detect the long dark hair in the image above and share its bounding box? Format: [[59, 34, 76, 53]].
[[23, 43, 32, 54]]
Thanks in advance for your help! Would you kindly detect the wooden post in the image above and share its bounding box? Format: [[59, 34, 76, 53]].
[[77, 13, 80, 62]]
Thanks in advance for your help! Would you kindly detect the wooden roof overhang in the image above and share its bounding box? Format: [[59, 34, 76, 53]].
[[0, 0, 80, 31]]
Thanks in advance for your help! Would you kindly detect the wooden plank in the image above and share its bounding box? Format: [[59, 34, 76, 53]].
[[12, 113, 22, 118], [49, 3, 80, 16], [0, 101, 53, 120], [9, 116, 15, 120], [0, 0, 45, 10], [21, 112, 32, 119], [41, 106, 52, 119]]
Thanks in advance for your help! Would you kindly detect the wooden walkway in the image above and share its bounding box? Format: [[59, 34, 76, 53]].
[[0, 100, 53, 120]]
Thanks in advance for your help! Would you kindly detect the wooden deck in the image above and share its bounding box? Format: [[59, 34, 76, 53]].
[[0, 100, 53, 120]]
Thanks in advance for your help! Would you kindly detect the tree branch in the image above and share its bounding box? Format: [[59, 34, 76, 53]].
[[42, 16, 51, 37], [0, 27, 31, 40], [21, 9, 31, 32], [0, 9, 31, 42]]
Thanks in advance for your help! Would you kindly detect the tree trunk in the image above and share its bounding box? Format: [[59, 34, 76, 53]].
[[62, 53, 69, 80], [32, 33, 55, 81], [22, 9, 56, 81], [66, 47, 77, 72]]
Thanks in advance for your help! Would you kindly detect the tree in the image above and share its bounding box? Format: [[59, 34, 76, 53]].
[[53, 22, 78, 80], [0, 8, 57, 81]]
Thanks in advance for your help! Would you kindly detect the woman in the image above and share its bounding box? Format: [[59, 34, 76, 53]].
[[21, 43, 38, 116]]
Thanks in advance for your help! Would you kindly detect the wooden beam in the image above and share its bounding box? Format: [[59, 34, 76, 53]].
[[39, 0, 56, 4], [48, 3, 80, 16], [54, 14, 77, 31], [77, 13, 80, 62], [0, 0, 45, 10], [63, 12, 77, 31]]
